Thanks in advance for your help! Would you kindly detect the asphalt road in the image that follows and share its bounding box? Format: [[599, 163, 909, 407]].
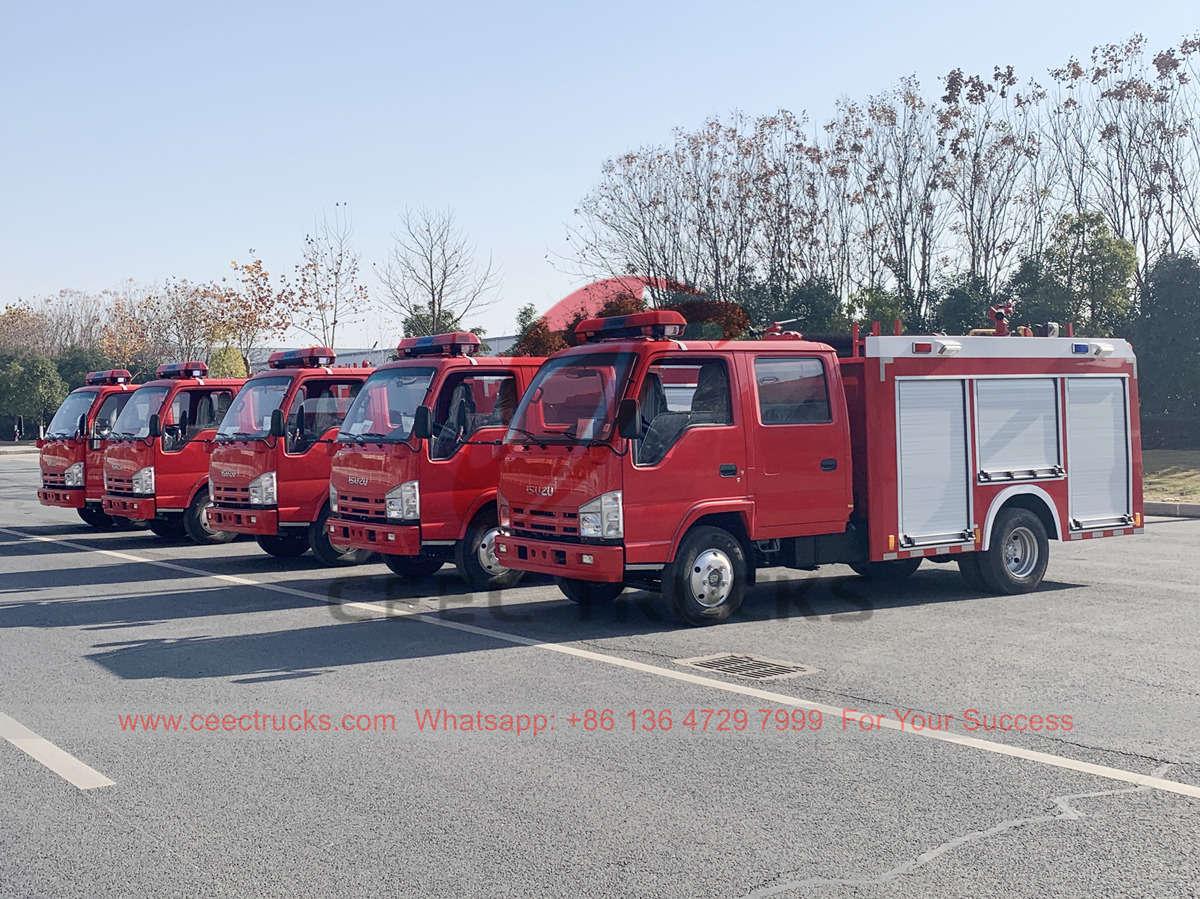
[[1, 453, 1197, 897]]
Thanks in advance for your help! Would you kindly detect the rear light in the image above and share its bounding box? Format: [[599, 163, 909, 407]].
[[912, 342, 933, 354]]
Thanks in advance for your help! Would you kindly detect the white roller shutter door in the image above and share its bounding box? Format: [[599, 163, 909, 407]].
[[975, 378, 1060, 479], [1066, 377, 1130, 527], [897, 380, 971, 545]]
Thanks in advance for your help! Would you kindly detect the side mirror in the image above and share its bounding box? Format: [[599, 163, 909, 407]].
[[413, 405, 433, 440], [77, 413, 88, 439], [617, 398, 642, 439], [269, 408, 285, 438], [147, 413, 162, 438]]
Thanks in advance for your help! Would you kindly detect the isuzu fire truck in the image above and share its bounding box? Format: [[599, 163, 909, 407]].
[[206, 348, 372, 564], [325, 332, 544, 589], [37, 369, 139, 529], [494, 311, 1144, 625], [102, 362, 245, 543]]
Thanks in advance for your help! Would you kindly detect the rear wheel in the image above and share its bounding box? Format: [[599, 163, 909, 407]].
[[183, 489, 237, 545], [383, 553, 444, 578], [977, 508, 1049, 594], [556, 577, 624, 606], [310, 504, 369, 566], [256, 533, 310, 558], [77, 506, 117, 529], [662, 525, 747, 626], [457, 511, 524, 590], [849, 558, 922, 580]]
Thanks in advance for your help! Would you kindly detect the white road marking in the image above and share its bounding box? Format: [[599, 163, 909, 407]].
[[4, 526, 1199, 801], [0, 711, 115, 790]]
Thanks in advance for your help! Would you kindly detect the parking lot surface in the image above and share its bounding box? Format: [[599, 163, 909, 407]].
[[1, 453, 1198, 897]]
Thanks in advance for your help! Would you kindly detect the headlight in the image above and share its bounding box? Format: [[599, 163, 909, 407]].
[[248, 471, 277, 506], [579, 490, 622, 539], [385, 480, 419, 520], [497, 497, 511, 529], [131, 466, 155, 495], [329, 483, 338, 513], [63, 462, 84, 487]]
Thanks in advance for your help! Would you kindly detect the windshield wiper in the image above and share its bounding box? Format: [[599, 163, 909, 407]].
[[505, 426, 554, 448]]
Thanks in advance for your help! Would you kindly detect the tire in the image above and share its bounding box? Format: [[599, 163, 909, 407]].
[[183, 488, 237, 545], [848, 558, 923, 580], [457, 511, 524, 590], [309, 504, 369, 567], [383, 553, 444, 578], [555, 577, 624, 606], [662, 525, 748, 626], [957, 553, 989, 591], [256, 533, 310, 558], [147, 516, 186, 539], [77, 506, 117, 529], [977, 507, 1049, 595]]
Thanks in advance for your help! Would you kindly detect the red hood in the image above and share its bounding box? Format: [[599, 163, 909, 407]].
[[498, 444, 617, 514], [330, 443, 417, 497], [209, 441, 273, 488], [104, 441, 152, 479], [40, 439, 83, 475]]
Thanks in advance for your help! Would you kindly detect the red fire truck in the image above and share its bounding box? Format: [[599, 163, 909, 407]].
[[206, 348, 372, 564], [325, 332, 544, 589], [495, 311, 1144, 625], [102, 361, 245, 543], [37, 369, 139, 529]]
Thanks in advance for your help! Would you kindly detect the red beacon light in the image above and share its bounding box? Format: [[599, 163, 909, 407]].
[[268, 347, 336, 369], [575, 310, 687, 343], [156, 361, 209, 379], [84, 369, 132, 386], [396, 332, 482, 358]]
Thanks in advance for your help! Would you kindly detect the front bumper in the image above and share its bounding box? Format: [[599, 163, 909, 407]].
[[494, 533, 625, 582], [102, 494, 157, 520], [326, 516, 421, 555], [38, 487, 85, 509], [208, 505, 280, 535]]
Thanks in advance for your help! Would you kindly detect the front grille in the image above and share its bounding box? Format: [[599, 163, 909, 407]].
[[675, 654, 816, 681], [212, 483, 251, 507], [510, 506, 579, 541], [106, 474, 137, 496], [337, 493, 389, 524], [42, 473, 67, 488]]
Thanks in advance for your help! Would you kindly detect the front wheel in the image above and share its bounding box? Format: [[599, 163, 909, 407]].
[[457, 513, 524, 590], [848, 558, 922, 580], [184, 489, 237, 545], [383, 553, 444, 578], [310, 505, 369, 566], [662, 525, 747, 626], [77, 506, 117, 529], [257, 533, 310, 558], [556, 577, 624, 606], [977, 508, 1049, 594]]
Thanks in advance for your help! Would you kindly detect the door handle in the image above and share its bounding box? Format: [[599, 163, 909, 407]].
[[820, 458, 838, 471], [719, 464, 738, 478]]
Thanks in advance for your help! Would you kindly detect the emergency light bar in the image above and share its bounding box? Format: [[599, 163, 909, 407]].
[[156, 361, 208, 379], [84, 369, 132, 386], [267, 347, 336, 369], [396, 332, 482, 357], [911, 339, 962, 356], [575, 310, 687, 342], [1072, 341, 1114, 357]]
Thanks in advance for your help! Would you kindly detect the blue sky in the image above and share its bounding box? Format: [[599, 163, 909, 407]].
[[1, 1, 1193, 344]]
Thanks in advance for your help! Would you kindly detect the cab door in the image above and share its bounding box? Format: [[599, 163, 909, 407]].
[[744, 352, 852, 537], [622, 353, 748, 564], [86, 391, 132, 500], [419, 368, 521, 541], [159, 388, 235, 507], [277, 378, 363, 521]]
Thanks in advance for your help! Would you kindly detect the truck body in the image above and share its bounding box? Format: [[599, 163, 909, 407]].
[[37, 369, 139, 528], [101, 361, 245, 543], [495, 312, 1144, 624], [325, 332, 544, 588], [206, 348, 371, 564]]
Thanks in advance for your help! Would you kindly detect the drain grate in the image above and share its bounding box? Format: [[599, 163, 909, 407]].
[[675, 653, 816, 681]]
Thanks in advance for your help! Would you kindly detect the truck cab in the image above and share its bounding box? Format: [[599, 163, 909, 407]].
[[102, 361, 245, 543], [325, 332, 544, 589], [38, 369, 139, 529], [207, 347, 370, 564]]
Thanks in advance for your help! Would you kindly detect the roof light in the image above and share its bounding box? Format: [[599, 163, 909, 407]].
[[395, 332, 482, 357], [575, 310, 687, 343], [1071, 343, 1090, 355], [1090, 342, 1114, 357], [156, 361, 208, 379], [912, 339, 961, 356], [84, 369, 132, 386], [912, 342, 933, 354], [268, 346, 336, 369]]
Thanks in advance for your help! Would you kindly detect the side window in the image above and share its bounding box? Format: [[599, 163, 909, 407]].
[[286, 379, 363, 453], [93, 394, 131, 437], [634, 357, 732, 466], [165, 389, 232, 450], [429, 372, 517, 460], [754, 357, 831, 424]]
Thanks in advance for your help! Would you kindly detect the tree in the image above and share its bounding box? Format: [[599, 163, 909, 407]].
[[217, 256, 292, 358], [1136, 253, 1200, 415], [377, 207, 498, 337], [288, 204, 369, 347], [738, 278, 846, 332], [0, 355, 68, 427], [207, 345, 250, 378], [56, 347, 116, 390], [935, 274, 992, 333]]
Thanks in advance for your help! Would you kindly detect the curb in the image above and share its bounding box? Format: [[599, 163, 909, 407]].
[[0, 446, 39, 455], [1145, 501, 1200, 518]]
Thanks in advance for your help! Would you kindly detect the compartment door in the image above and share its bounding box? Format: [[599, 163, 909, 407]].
[[1066, 377, 1130, 528], [897, 379, 971, 546]]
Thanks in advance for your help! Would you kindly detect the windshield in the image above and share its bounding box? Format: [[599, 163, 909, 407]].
[[506, 351, 637, 444], [337, 366, 435, 442], [46, 390, 97, 438], [217, 376, 292, 439], [111, 386, 169, 439]]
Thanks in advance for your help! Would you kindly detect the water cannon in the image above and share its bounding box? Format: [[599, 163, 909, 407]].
[[988, 303, 1014, 337], [575, 310, 686, 343], [268, 347, 336, 369], [396, 332, 482, 358], [84, 369, 132, 386], [156, 361, 209, 379], [763, 319, 804, 341]]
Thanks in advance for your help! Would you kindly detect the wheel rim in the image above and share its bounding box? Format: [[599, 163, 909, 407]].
[[198, 500, 217, 535], [690, 548, 734, 608], [477, 527, 508, 576], [1004, 526, 1038, 578]]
